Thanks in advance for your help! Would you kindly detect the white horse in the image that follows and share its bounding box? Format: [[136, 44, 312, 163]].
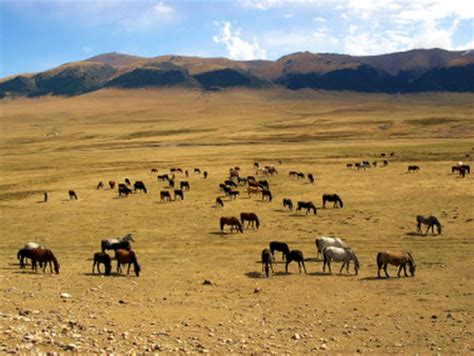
[[24, 242, 45, 250], [322, 246, 360, 275], [101, 233, 135, 252], [315, 237, 348, 258]]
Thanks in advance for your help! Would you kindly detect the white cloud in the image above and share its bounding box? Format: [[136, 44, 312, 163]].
[[213, 21, 267, 60], [82, 46, 93, 53], [240, 0, 283, 10], [313, 16, 327, 22], [154, 2, 174, 14]]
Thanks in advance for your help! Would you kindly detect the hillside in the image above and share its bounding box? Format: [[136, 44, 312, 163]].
[[1, 48, 473, 98]]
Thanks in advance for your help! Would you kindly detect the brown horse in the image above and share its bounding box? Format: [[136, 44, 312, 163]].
[[240, 212, 260, 229], [247, 186, 262, 197], [30, 248, 60, 274], [115, 249, 141, 277], [377, 251, 416, 278], [220, 216, 243, 233]]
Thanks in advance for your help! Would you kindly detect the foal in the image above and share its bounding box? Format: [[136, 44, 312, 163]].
[[261, 249, 274, 278]]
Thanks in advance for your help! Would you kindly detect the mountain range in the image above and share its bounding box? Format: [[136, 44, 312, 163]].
[[1, 48, 473, 98]]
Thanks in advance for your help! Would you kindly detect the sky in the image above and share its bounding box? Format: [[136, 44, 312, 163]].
[[1, 0, 473, 78]]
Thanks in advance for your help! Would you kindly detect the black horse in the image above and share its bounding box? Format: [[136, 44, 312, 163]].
[[203, 171, 208, 179], [408, 165, 420, 172], [282, 198, 293, 210], [224, 180, 237, 188], [285, 250, 307, 274], [194, 168, 201, 174], [322, 194, 344, 208], [118, 184, 132, 197], [308, 174, 315, 184], [261, 249, 274, 278], [216, 197, 224, 207], [160, 191, 172, 201], [174, 189, 184, 200], [157, 174, 169, 181], [68, 190, 78, 200], [258, 180, 269, 190], [296, 201, 317, 215], [269, 241, 290, 260], [125, 178, 131, 186], [262, 189, 272, 202], [97, 181, 104, 190], [134, 181, 147, 194], [180, 181, 190, 191], [92, 252, 112, 275], [17, 248, 38, 269]]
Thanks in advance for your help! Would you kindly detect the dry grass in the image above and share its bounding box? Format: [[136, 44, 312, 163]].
[[0, 88, 473, 354]]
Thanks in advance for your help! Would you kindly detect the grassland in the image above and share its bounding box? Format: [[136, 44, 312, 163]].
[[0, 88, 473, 354]]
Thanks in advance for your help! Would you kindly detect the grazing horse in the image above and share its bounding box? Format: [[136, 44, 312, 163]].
[[68, 190, 78, 200], [109, 180, 116, 189], [17, 248, 35, 268], [168, 179, 175, 188], [247, 186, 262, 197], [225, 180, 237, 188], [289, 171, 298, 178], [308, 174, 315, 183], [238, 177, 248, 186], [383, 160, 389, 166], [261, 249, 274, 277], [134, 181, 147, 194], [194, 168, 201, 174], [285, 250, 307, 274], [151, 168, 158, 173], [216, 197, 224, 207], [180, 181, 190, 190], [322, 194, 344, 208], [160, 191, 172, 201], [315, 237, 348, 259], [282, 198, 293, 210], [377, 251, 416, 278], [92, 252, 112, 275], [220, 216, 243, 233], [322, 247, 359, 275], [97, 181, 104, 190], [269, 241, 289, 260], [240, 212, 260, 229], [346, 163, 353, 168], [416, 215, 442, 235], [157, 174, 169, 181], [258, 180, 269, 189], [30, 248, 60, 274], [174, 189, 184, 200], [461, 164, 470, 174], [262, 189, 272, 202], [296, 201, 317, 215], [408, 165, 420, 172], [297, 172, 305, 179], [101, 233, 134, 253], [125, 178, 131, 186], [228, 190, 240, 199], [118, 184, 132, 197], [115, 249, 141, 277]]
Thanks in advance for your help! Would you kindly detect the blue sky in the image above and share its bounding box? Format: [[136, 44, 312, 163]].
[[1, 0, 473, 78]]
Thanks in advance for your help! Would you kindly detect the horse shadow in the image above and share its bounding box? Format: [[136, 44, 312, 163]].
[[245, 271, 290, 279], [36, 200, 46, 204], [288, 214, 307, 218], [209, 231, 229, 236], [405, 231, 424, 237], [359, 276, 393, 281], [307, 271, 333, 277], [273, 209, 287, 213], [83, 272, 127, 278]]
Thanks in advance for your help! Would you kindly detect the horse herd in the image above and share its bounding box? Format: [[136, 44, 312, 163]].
[[17, 234, 141, 277]]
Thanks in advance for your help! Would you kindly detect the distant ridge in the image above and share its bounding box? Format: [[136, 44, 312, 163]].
[[1, 48, 473, 98]]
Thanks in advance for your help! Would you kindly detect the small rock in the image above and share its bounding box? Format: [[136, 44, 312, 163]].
[[320, 343, 328, 350], [64, 344, 78, 351], [118, 300, 127, 304], [292, 333, 301, 340], [202, 280, 213, 285], [431, 315, 438, 320], [60, 293, 71, 299], [153, 343, 161, 351], [254, 287, 262, 293]]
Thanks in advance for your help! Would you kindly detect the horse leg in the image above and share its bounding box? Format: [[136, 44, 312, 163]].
[[403, 264, 408, 277], [297, 261, 302, 273], [346, 260, 350, 273], [339, 261, 345, 275], [384, 264, 390, 278], [377, 265, 381, 278], [127, 263, 131, 275], [270, 261, 274, 273], [397, 265, 403, 277], [49, 261, 53, 273], [425, 225, 430, 235], [327, 261, 332, 274]]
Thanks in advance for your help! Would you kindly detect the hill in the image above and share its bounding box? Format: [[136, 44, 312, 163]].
[[1, 48, 473, 97]]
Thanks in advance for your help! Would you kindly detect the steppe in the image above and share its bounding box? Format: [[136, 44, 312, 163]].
[[0, 88, 473, 354]]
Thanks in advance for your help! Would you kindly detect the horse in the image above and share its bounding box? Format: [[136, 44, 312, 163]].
[[254, 162, 259, 168], [228, 190, 240, 199], [151, 168, 158, 173], [157, 174, 169, 181], [168, 179, 175, 188], [322, 247, 359, 275], [261, 249, 274, 278], [185, 170, 189, 177], [296, 201, 317, 215], [461, 164, 470, 174], [68, 190, 78, 200], [322, 194, 344, 208], [383, 160, 388, 166], [262, 189, 272, 202], [238, 177, 248, 186], [377, 251, 416, 278], [97, 181, 104, 190], [269, 241, 289, 260], [30, 248, 60, 274], [115, 249, 141, 277], [92, 252, 112, 275], [308, 174, 314, 183], [258, 180, 269, 190], [194, 168, 201, 174], [160, 191, 172, 201], [134, 181, 147, 194], [282, 198, 293, 210], [225, 180, 237, 188], [346, 163, 353, 168], [118, 184, 132, 197], [180, 181, 190, 190], [315, 237, 348, 259], [101, 233, 134, 253], [125, 178, 131, 186], [174, 189, 184, 200], [297, 172, 305, 179], [17, 248, 35, 268], [224, 186, 233, 196], [109, 180, 116, 189], [216, 197, 224, 207], [248, 180, 260, 188], [44, 191, 48, 202], [247, 176, 256, 182], [416, 215, 442, 235], [289, 171, 298, 178], [247, 186, 262, 197], [372, 161, 378, 167], [203, 171, 208, 179], [220, 216, 243, 233], [285, 250, 307, 274], [408, 165, 420, 172], [240, 212, 260, 229]]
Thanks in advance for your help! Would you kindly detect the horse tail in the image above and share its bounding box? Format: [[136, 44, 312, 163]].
[[376, 252, 383, 268]]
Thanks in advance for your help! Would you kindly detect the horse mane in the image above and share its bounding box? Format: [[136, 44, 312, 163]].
[[49, 250, 60, 272], [254, 214, 260, 228], [350, 249, 360, 270], [406, 251, 415, 266]]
